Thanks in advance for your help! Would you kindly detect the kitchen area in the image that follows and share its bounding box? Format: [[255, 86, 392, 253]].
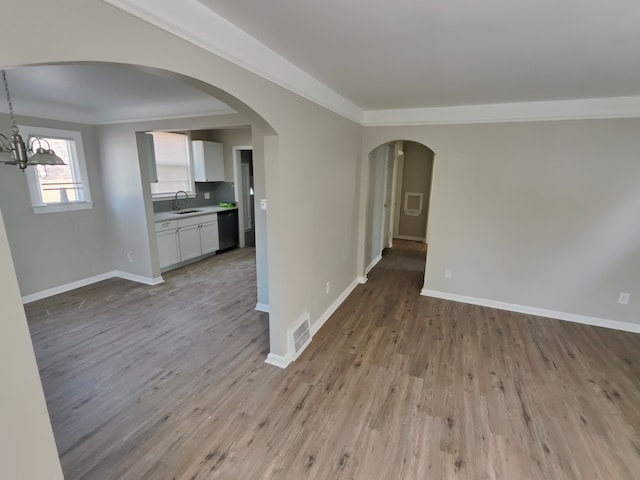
[[142, 129, 248, 272]]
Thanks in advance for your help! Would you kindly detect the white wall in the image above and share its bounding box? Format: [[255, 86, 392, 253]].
[[0, 114, 112, 297], [364, 119, 640, 327], [0, 210, 63, 480]]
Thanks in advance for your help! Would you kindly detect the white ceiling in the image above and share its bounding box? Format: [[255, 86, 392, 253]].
[[0, 64, 234, 124], [197, 0, 640, 110]]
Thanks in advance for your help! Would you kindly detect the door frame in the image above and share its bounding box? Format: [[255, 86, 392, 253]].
[[232, 145, 253, 248]]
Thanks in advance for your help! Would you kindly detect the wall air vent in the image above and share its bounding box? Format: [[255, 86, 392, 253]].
[[290, 312, 312, 360]]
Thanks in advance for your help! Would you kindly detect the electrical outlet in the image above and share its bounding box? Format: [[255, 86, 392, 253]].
[[204, 192, 210, 200], [445, 268, 453, 279], [260, 199, 267, 210], [326, 281, 331, 294], [127, 252, 134, 263], [618, 292, 630, 305]]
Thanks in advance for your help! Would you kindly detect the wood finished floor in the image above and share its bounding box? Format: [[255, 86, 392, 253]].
[[26, 241, 640, 479]]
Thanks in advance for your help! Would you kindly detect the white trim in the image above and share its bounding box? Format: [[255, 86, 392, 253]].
[[32, 201, 94, 214], [365, 254, 383, 275], [20, 125, 93, 212], [357, 276, 368, 284], [113, 271, 165, 286], [364, 96, 640, 126], [96, 108, 237, 125], [21, 272, 114, 304], [393, 143, 404, 237], [21, 270, 163, 303], [102, 0, 363, 124], [265, 352, 291, 369], [103, 2, 640, 127], [420, 289, 640, 334], [395, 235, 425, 242], [255, 303, 270, 313], [311, 278, 360, 336]]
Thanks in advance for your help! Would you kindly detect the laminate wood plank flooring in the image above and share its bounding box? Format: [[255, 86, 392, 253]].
[[26, 241, 640, 479]]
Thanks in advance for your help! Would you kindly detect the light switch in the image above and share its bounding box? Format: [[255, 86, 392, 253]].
[[260, 199, 267, 210]]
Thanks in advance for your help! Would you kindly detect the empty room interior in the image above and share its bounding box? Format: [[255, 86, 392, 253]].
[[1, 1, 639, 479]]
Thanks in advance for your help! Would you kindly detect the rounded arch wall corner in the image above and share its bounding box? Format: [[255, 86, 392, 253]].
[[366, 138, 436, 156], [0, 60, 278, 137]]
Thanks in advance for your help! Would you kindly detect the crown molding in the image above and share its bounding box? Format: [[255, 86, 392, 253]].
[[102, 0, 365, 124], [364, 96, 640, 126], [102, 1, 640, 127], [0, 104, 236, 126]]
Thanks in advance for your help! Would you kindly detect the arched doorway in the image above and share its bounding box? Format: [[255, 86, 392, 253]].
[[0, 61, 284, 475], [361, 139, 435, 286]]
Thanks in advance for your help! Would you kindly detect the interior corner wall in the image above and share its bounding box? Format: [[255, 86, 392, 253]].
[[0, 113, 112, 297], [364, 119, 640, 327], [98, 123, 157, 279]]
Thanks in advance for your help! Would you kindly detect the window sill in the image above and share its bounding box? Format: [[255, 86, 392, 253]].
[[32, 201, 94, 214]]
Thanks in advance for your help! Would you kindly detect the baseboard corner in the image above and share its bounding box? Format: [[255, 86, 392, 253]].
[[265, 352, 291, 369], [255, 303, 270, 313]]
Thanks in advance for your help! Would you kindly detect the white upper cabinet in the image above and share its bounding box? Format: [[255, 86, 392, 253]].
[[192, 140, 225, 182]]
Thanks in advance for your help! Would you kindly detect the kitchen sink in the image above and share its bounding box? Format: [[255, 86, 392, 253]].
[[173, 209, 202, 215]]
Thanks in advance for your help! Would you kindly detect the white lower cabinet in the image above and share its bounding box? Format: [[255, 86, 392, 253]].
[[178, 225, 202, 262], [155, 213, 219, 269], [200, 221, 220, 254], [156, 229, 181, 268]]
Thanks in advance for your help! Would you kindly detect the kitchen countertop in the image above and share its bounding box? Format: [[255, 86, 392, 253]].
[[154, 205, 238, 222]]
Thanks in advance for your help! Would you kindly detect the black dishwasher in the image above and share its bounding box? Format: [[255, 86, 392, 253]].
[[217, 210, 239, 250]]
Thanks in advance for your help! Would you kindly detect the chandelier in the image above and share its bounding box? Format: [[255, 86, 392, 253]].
[[0, 69, 65, 170]]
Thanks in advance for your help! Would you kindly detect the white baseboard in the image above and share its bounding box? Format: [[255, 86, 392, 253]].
[[311, 278, 361, 336], [255, 303, 270, 313], [365, 254, 383, 274], [420, 288, 640, 334], [265, 352, 291, 369], [22, 272, 114, 304], [395, 235, 425, 242], [22, 270, 165, 304], [357, 276, 368, 284], [113, 271, 164, 286], [269, 278, 362, 368]]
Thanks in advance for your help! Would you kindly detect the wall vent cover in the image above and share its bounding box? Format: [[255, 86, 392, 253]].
[[290, 312, 312, 359]]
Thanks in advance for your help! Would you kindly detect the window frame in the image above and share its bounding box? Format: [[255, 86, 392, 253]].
[[20, 125, 93, 214], [148, 130, 196, 201]]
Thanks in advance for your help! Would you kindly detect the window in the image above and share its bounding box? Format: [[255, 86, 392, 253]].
[[149, 131, 193, 197], [21, 126, 92, 214]]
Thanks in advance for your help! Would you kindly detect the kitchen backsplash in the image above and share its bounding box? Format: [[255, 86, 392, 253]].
[[153, 182, 236, 212]]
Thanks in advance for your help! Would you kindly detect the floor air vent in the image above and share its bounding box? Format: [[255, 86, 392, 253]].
[[290, 313, 312, 359]]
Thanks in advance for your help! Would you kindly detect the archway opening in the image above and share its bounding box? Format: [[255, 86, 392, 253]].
[[0, 61, 280, 477], [363, 140, 435, 290]]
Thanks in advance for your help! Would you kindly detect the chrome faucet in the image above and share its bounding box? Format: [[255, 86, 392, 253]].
[[173, 190, 190, 210]]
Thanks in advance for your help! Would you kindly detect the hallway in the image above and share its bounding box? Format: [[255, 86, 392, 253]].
[[27, 241, 640, 479]]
